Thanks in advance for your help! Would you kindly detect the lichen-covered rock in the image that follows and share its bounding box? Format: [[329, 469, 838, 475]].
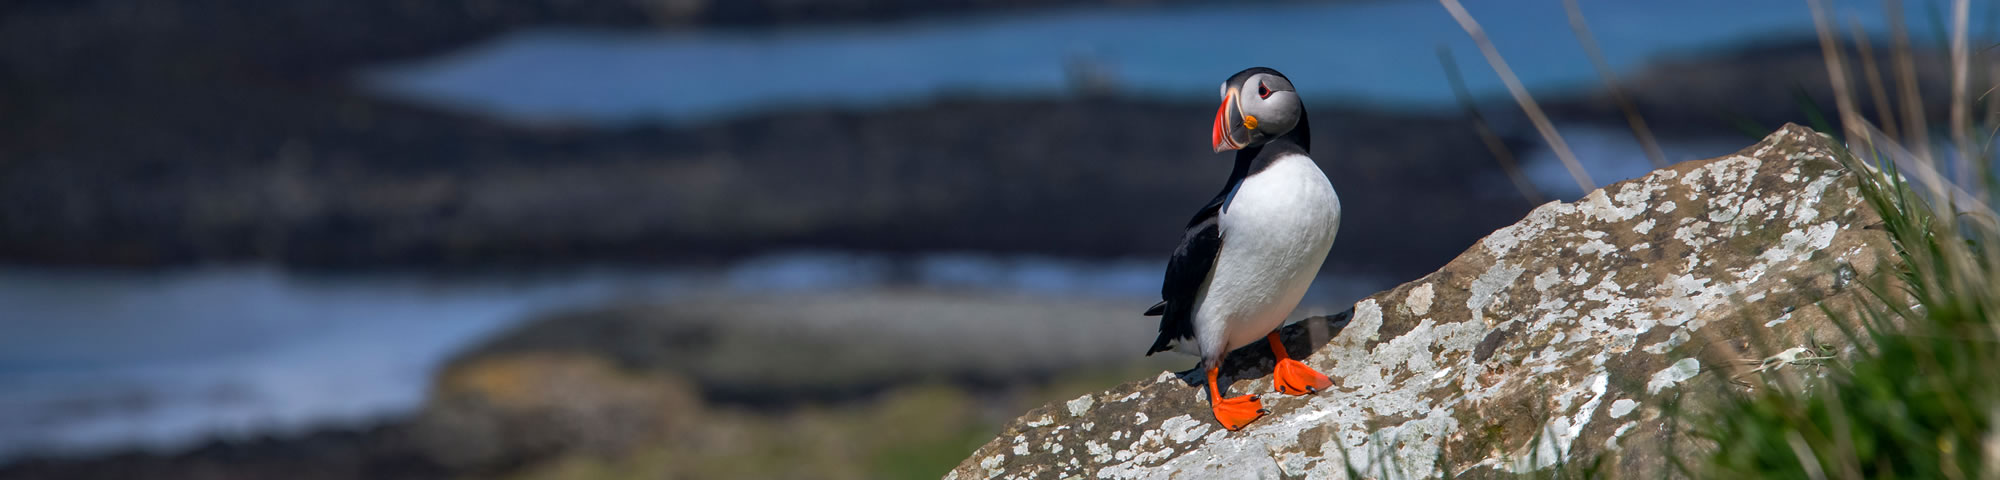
[[949, 124, 1892, 479]]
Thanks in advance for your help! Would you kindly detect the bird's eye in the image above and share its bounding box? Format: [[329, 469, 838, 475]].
[[1257, 82, 1272, 99]]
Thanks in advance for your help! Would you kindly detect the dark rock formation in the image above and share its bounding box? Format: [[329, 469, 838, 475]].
[[1538, 39, 1964, 139], [0, 85, 1535, 280], [949, 124, 1893, 479]]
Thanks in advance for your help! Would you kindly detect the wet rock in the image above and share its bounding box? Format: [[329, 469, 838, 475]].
[[949, 124, 1893, 479]]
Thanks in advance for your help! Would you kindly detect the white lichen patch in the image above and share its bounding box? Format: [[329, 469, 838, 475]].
[[1576, 238, 1619, 256], [1690, 156, 1762, 190], [1578, 178, 1662, 223], [1647, 358, 1701, 394], [1533, 267, 1561, 291], [1086, 440, 1112, 463], [1068, 395, 1095, 416], [1671, 221, 1712, 248], [1483, 201, 1568, 256], [980, 454, 1005, 474], [1605, 421, 1640, 451], [1642, 328, 1689, 354], [1764, 221, 1839, 264], [1496, 369, 1608, 471], [1160, 415, 1210, 444], [1469, 263, 1525, 326], [1506, 422, 1569, 472], [1406, 283, 1435, 316], [1609, 399, 1638, 418]]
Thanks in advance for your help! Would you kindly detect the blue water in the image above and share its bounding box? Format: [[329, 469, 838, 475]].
[[0, 266, 687, 458], [0, 253, 1384, 459], [364, 0, 1930, 124]]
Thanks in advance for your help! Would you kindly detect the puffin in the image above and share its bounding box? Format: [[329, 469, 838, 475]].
[[1144, 67, 1339, 431]]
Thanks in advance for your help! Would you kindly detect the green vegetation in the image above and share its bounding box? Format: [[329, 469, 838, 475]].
[[1693, 16, 2000, 475], [1697, 144, 1997, 478]]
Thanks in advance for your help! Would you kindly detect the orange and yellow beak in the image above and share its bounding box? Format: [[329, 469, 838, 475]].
[[1211, 88, 1247, 152]]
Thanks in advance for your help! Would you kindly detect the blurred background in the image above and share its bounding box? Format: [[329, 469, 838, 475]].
[[0, 0, 1984, 478]]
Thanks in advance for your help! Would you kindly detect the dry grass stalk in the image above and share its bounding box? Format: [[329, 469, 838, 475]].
[[1851, 18, 1901, 141], [1809, 0, 1868, 150], [1438, 0, 1595, 193], [1563, 0, 1667, 168]]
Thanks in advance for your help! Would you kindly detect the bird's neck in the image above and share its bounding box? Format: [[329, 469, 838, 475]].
[[1281, 108, 1310, 152], [1232, 109, 1311, 177]]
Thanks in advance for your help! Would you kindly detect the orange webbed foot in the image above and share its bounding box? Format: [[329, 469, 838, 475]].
[[1266, 331, 1332, 396], [1211, 394, 1267, 431], [1203, 366, 1268, 431], [1272, 357, 1333, 396]]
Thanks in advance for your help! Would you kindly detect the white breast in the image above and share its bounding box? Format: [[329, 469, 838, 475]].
[[1193, 153, 1341, 357]]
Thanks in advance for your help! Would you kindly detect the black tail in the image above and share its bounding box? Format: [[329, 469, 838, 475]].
[[1145, 301, 1194, 356]]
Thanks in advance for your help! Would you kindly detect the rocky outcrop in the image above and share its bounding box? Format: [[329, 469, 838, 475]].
[[950, 124, 1893, 479]]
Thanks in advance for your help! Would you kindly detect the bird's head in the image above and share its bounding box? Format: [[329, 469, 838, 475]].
[[1211, 67, 1302, 153]]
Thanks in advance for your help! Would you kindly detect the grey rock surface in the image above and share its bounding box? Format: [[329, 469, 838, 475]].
[[950, 124, 1893, 479]]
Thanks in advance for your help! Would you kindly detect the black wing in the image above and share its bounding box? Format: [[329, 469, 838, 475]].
[[1144, 190, 1229, 355]]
